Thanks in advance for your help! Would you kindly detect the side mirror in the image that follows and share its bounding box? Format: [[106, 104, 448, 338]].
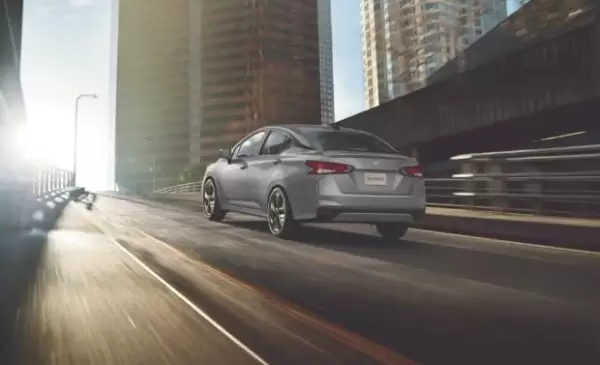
[[219, 149, 232, 162]]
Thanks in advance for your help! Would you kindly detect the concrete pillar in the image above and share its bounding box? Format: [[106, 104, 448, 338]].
[[38, 170, 43, 194], [31, 170, 37, 195], [44, 170, 50, 193], [37, 170, 43, 195], [40, 170, 44, 194], [50, 168, 55, 191]]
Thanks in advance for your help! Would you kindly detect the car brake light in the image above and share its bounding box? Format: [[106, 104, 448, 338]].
[[401, 165, 423, 177], [305, 161, 353, 174]]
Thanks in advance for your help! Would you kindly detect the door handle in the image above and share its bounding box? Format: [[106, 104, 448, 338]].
[[273, 158, 282, 165], [239, 160, 248, 170]]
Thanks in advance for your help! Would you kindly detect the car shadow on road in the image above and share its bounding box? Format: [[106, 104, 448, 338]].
[[223, 218, 600, 308], [0, 192, 72, 365], [224, 219, 422, 251]]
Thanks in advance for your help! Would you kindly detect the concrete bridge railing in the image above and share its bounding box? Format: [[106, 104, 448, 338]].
[[0, 162, 75, 229]]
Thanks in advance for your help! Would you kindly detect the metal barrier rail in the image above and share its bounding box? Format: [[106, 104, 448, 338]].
[[0, 163, 76, 228], [155, 144, 600, 219], [1, 161, 74, 194], [426, 144, 600, 218], [31, 165, 76, 196], [449, 144, 600, 160], [155, 182, 203, 194]]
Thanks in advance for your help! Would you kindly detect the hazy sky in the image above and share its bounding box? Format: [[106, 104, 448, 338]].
[[20, 0, 522, 190]]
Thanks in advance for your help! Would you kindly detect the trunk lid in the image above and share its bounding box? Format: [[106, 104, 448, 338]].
[[320, 151, 420, 195]]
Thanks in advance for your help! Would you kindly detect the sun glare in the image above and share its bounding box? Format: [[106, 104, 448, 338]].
[[13, 120, 75, 171]]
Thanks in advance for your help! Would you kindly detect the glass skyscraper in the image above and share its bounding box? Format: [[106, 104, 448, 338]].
[[318, 0, 335, 124], [361, 0, 507, 108]]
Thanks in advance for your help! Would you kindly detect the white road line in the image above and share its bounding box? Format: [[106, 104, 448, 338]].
[[90, 204, 419, 365], [86, 212, 271, 365]]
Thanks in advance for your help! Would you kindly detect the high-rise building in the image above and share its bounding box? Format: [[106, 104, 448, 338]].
[[361, 0, 507, 108], [361, 0, 390, 108], [318, 0, 335, 125], [114, 0, 191, 192], [196, 0, 321, 163], [114, 0, 321, 192]]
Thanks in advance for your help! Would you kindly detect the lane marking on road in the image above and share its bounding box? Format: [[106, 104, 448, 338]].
[[411, 228, 600, 257], [83, 210, 271, 365], [92, 208, 418, 365]]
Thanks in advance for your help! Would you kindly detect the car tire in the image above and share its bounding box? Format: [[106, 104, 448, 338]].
[[375, 223, 408, 241], [267, 187, 296, 238], [202, 178, 226, 222]]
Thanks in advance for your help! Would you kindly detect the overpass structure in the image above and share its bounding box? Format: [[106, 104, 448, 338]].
[[340, 0, 600, 163], [1, 0, 75, 227]]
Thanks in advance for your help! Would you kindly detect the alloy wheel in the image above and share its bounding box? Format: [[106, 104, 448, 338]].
[[202, 180, 216, 217], [268, 189, 287, 234]]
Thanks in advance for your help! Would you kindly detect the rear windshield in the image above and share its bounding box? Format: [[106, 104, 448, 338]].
[[300, 129, 397, 153]]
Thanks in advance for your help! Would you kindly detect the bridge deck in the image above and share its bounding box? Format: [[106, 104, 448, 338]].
[[2, 196, 599, 364]]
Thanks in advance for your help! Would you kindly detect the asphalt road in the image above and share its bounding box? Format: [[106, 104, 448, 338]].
[[2, 198, 408, 365], [3, 194, 600, 364], [9, 206, 268, 365]]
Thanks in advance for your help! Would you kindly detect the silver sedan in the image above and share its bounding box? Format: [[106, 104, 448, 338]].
[[201, 124, 426, 240]]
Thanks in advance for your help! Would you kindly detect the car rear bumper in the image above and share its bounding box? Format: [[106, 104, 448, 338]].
[[311, 194, 426, 224], [316, 207, 424, 224]]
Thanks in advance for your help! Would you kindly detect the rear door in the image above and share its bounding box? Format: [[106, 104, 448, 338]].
[[245, 129, 295, 211]]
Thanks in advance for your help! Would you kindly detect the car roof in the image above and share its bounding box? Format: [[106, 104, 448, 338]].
[[237, 124, 377, 148], [266, 124, 366, 135]]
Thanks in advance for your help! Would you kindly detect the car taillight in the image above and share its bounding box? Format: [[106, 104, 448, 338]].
[[305, 161, 353, 175], [401, 165, 423, 177]]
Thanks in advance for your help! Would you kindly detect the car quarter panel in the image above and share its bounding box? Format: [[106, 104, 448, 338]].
[[277, 157, 320, 221]]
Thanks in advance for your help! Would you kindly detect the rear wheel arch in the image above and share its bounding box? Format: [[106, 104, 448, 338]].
[[265, 183, 294, 217]]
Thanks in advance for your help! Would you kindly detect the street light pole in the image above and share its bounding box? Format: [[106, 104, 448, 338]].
[[73, 93, 98, 185]]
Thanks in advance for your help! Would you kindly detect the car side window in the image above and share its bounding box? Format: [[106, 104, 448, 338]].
[[260, 131, 293, 156], [235, 131, 266, 158]]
